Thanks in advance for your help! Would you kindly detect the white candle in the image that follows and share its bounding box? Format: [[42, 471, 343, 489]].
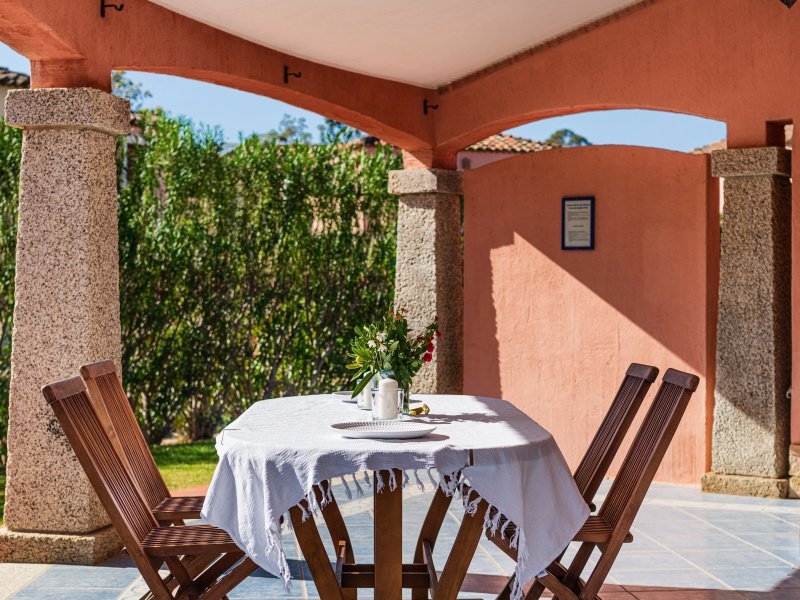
[[376, 378, 399, 420]]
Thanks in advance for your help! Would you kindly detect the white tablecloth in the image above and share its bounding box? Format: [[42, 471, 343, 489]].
[[202, 394, 589, 599]]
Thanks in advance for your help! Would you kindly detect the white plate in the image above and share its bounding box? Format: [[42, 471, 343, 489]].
[[332, 391, 357, 403], [330, 420, 437, 440]]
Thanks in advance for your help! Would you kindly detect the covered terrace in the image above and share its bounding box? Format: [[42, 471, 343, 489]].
[[0, 0, 798, 597]]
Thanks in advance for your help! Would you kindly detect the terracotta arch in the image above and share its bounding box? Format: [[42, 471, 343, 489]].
[[435, 0, 800, 153], [0, 0, 435, 152]]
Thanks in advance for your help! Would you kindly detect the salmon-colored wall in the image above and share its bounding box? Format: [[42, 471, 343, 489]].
[[463, 146, 718, 484]]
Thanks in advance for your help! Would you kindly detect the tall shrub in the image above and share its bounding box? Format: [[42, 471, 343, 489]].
[[0, 121, 21, 466], [119, 113, 400, 442], [0, 112, 398, 455]]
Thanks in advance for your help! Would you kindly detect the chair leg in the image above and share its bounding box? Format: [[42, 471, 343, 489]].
[[165, 555, 201, 598], [496, 577, 514, 600], [194, 552, 245, 592], [563, 542, 594, 591], [525, 579, 548, 600], [578, 538, 624, 600], [539, 572, 579, 600], [198, 556, 258, 600]]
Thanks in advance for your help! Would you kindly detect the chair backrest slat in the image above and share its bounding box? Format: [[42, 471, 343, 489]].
[[81, 360, 170, 510], [43, 378, 158, 549], [572, 363, 658, 503], [598, 368, 699, 528]]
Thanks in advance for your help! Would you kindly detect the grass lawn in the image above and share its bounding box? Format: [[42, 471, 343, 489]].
[[0, 439, 217, 525], [150, 439, 218, 491]]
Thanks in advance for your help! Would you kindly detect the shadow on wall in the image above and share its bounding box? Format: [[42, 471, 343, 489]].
[[462, 145, 719, 483]]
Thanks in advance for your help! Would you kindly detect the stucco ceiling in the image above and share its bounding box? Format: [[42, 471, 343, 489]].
[[147, 0, 642, 88]]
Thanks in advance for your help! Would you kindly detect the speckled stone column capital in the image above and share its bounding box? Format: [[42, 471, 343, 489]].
[[711, 147, 791, 178], [388, 168, 463, 196], [702, 146, 792, 499], [0, 88, 129, 563], [391, 169, 463, 394], [5, 88, 130, 136]]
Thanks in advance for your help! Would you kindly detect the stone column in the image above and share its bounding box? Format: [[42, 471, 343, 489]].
[[702, 147, 792, 498], [0, 88, 129, 562], [388, 169, 463, 394]]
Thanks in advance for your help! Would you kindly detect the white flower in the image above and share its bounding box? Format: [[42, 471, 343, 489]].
[[379, 344, 388, 353], [367, 340, 377, 348], [376, 332, 387, 342]]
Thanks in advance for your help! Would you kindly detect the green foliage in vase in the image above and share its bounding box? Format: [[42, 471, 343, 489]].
[[347, 311, 440, 396]]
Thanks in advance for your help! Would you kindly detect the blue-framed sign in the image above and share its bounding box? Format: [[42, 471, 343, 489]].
[[562, 197, 595, 250]]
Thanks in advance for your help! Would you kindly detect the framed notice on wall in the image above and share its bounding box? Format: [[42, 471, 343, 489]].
[[562, 197, 595, 250]]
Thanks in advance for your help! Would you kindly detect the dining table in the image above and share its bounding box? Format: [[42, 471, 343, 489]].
[[201, 393, 590, 600]]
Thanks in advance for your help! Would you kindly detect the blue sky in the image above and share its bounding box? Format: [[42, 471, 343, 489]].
[[1, 43, 726, 151]]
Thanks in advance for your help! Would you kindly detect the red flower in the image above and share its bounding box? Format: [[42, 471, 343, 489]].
[[435, 330, 442, 338], [427, 342, 435, 353], [423, 352, 432, 362]]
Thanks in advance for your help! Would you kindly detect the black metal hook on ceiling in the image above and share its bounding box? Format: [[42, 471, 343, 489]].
[[100, 1, 124, 17], [423, 99, 439, 115], [283, 66, 302, 84]]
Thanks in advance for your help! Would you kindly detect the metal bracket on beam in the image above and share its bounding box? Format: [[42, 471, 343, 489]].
[[100, 1, 124, 17], [283, 66, 302, 84], [423, 99, 439, 115]]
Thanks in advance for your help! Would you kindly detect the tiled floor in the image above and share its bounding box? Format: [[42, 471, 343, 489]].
[[2, 481, 798, 599]]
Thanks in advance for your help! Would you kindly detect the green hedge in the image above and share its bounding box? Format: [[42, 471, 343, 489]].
[[0, 113, 400, 460]]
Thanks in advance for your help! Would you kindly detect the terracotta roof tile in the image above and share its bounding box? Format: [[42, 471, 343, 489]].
[[466, 133, 558, 153], [692, 139, 727, 154], [0, 67, 30, 88]]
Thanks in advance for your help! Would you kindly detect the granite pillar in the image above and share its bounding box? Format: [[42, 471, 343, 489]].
[[0, 88, 129, 562], [702, 147, 792, 498], [388, 169, 463, 394]]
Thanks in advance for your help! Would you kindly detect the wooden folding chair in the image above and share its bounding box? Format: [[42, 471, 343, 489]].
[[488, 368, 699, 600], [418, 363, 656, 600], [80, 360, 204, 523], [44, 377, 257, 600], [571, 362, 658, 511]]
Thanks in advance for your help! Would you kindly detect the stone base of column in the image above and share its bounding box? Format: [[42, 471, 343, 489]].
[[701, 472, 789, 499], [0, 525, 120, 564]]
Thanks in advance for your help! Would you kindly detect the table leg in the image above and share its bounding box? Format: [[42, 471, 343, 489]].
[[290, 501, 344, 600], [412, 473, 459, 600], [374, 469, 403, 600], [315, 481, 357, 600], [435, 498, 489, 600]]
